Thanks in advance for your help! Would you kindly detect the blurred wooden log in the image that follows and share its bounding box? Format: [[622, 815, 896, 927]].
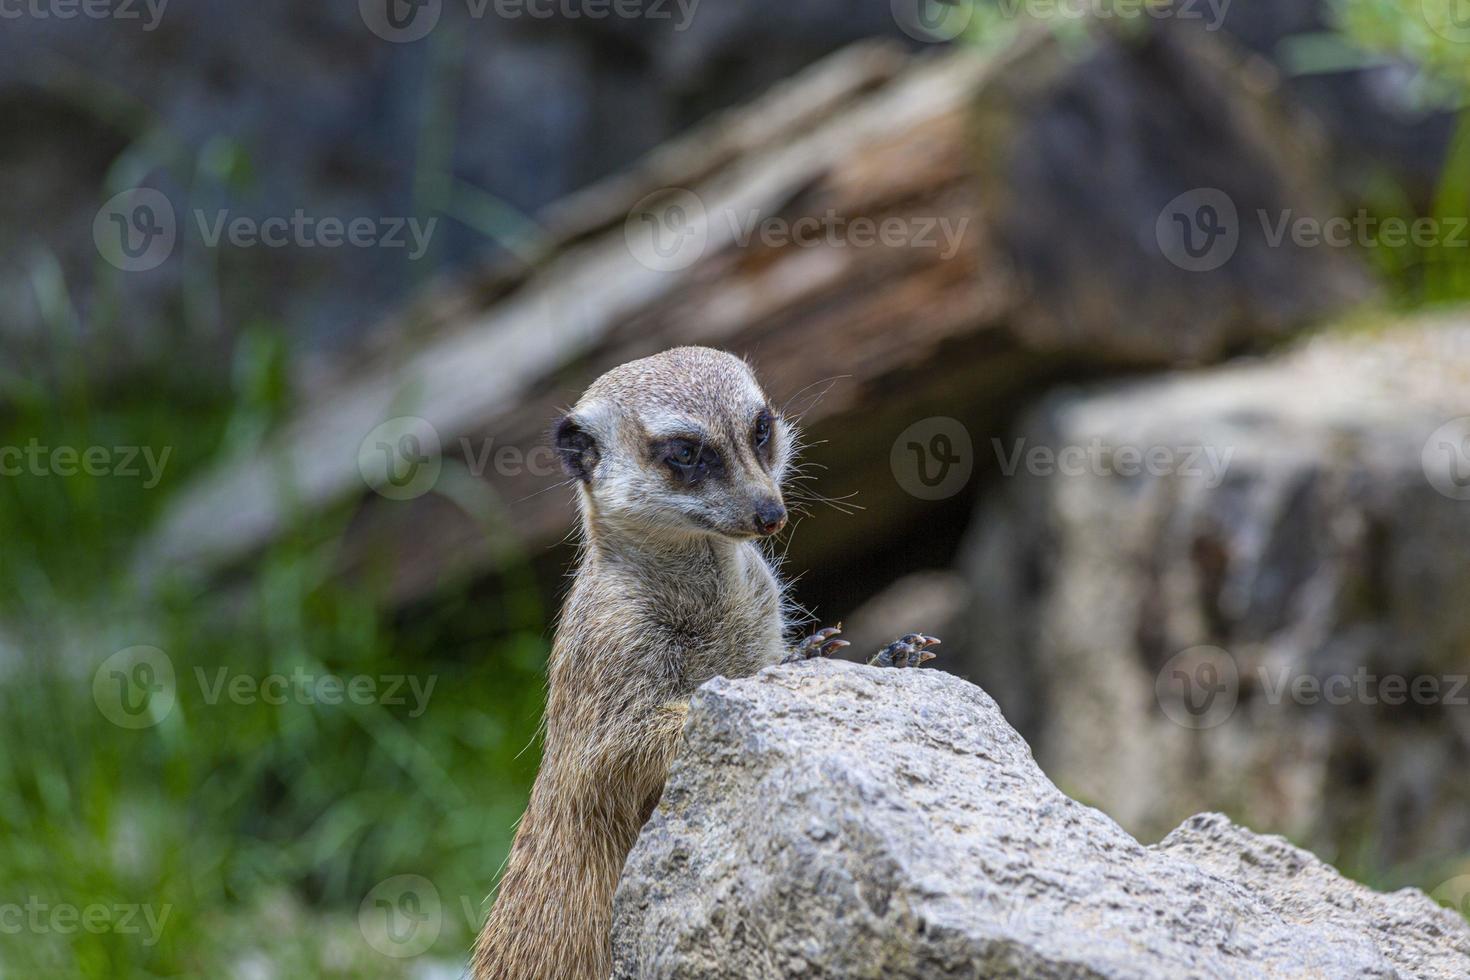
[[137, 25, 1371, 607]]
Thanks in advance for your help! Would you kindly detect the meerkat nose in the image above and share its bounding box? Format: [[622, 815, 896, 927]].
[[752, 499, 788, 536]]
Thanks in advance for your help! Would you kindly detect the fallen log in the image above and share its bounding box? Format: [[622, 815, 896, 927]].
[[137, 24, 1370, 609]]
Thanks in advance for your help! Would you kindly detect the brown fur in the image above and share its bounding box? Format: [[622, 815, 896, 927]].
[[473, 348, 796, 979]]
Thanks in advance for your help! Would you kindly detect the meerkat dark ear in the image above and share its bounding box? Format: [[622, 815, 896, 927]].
[[554, 414, 599, 483]]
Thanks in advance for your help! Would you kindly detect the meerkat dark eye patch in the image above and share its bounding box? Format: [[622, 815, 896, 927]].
[[752, 408, 774, 459], [554, 415, 599, 483], [655, 436, 723, 486]]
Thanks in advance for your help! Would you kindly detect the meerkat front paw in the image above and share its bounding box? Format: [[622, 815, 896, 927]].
[[782, 624, 850, 664], [869, 633, 941, 668]]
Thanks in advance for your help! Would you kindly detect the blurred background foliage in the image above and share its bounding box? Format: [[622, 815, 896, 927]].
[[1315, 0, 1470, 301], [0, 339, 548, 976], [965, 0, 1470, 303], [2, 1, 1469, 977]]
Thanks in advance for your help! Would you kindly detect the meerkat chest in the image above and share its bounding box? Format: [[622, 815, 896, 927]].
[[639, 544, 783, 687]]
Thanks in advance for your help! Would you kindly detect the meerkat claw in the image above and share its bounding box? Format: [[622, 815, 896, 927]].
[[868, 633, 941, 668], [784, 624, 850, 663]]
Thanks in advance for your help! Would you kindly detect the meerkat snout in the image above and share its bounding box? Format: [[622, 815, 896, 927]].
[[752, 497, 787, 536]]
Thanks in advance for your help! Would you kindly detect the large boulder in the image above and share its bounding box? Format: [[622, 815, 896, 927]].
[[964, 314, 1470, 874], [612, 660, 1470, 979]]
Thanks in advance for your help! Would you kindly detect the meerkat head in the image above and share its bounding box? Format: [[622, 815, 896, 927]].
[[554, 347, 795, 544]]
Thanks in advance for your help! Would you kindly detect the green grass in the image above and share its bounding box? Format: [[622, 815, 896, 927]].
[[0, 354, 549, 978], [0, 43, 557, 974]]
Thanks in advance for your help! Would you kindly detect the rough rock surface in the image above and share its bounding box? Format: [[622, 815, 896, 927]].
[[611, 660, 1470, 979], [965, 315, 1470, 873]]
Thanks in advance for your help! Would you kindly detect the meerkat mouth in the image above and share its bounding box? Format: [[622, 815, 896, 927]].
[[673, 511, 748, 541]]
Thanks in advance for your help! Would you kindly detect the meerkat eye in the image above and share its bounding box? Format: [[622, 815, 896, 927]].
[[661, 438, 722, 485], [663, 438, 704, 472], [752, 410, 773, 450]]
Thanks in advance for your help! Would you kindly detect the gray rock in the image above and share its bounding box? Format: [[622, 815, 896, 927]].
[[611, 660, 1470, 979], [964, 317, 1470, 873]]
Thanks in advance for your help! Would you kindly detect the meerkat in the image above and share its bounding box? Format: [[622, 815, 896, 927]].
[[471, 346, 939, 980]]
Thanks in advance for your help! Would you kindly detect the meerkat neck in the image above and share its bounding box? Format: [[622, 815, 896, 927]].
[[584, 517, 746, 570]]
